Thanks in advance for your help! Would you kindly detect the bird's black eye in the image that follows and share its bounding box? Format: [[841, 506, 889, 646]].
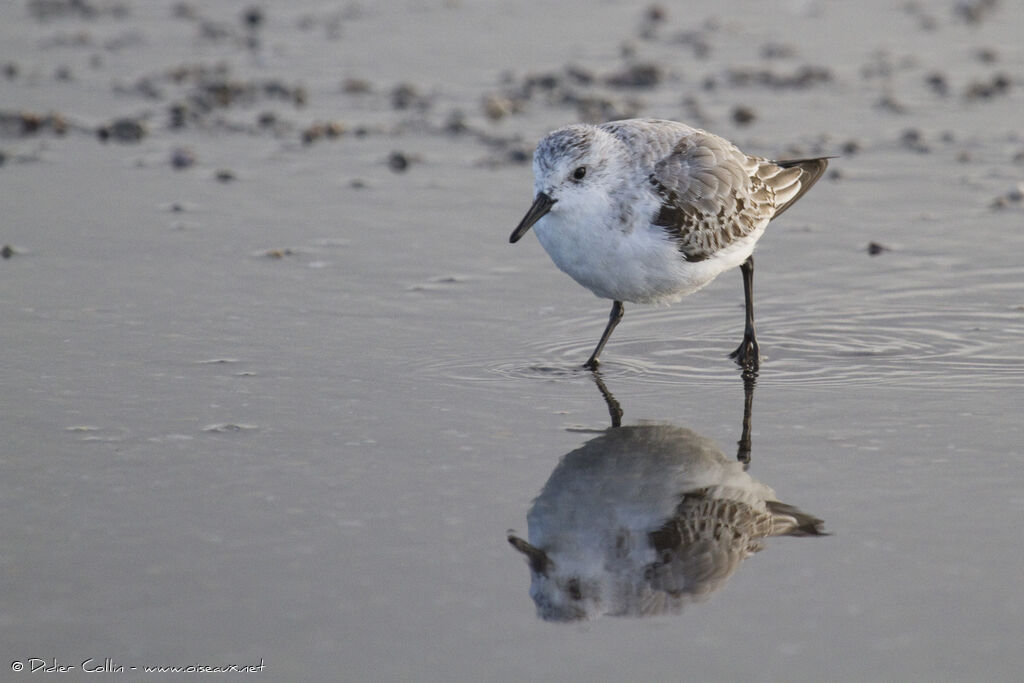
[[572, 166, 587, 181]]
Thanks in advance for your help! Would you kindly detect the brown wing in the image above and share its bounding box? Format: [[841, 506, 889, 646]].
[[649, 132, 829, 261]]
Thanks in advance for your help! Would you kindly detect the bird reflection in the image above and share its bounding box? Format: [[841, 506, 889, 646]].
[[508, 375, 824, 621]]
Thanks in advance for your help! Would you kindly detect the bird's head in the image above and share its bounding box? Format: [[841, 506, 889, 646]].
[[510, 125, 624, 243]]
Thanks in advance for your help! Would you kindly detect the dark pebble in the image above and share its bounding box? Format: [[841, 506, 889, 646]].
[[900, 128, 929, 153], [1, 245, 13, 259], [215, 169, 236, 182], [731, 105, 756, 126], [976, 47, 998, 63], [444, 110, 468, 134], [925, 72, 948, 96], [954, 0, 999, 24], [507, 147, 530, 164], [867, 242, 888, 256], [841, 139, 861, 155], [342, 77, 372, 94], [3, 62, 18, 79], [605, 62, 662, 89], [645, 4, 667, 22], [564, 64, 594, 85], [171, 147, 196, 169], [877, 92, 907, 113], [97, 118, 146, 143], [392, 83, 425, 110], [388, 151, 409, 172], [964, 73, 1011, 100], [761, 42, 797, 59], [242, 6, 264, 29]]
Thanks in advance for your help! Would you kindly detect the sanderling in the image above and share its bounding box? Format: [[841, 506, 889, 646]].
[[508, 423, 825, 620], [510, 118, 829, 371]]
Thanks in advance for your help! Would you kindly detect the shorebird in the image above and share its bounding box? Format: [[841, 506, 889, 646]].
[[508, 423, 825, 621], [510, 118, 829, 371]]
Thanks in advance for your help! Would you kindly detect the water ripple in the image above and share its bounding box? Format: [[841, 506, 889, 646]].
[[419, 303, 1024, 391]]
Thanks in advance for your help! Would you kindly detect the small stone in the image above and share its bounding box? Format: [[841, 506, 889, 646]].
[[242, 6, 264, 29], [388, 151, 409, 172], [1, 245, 14, 259], [976, 47, 998, 63], [98, 118, 146, 143], [900, 128, 929, 153], [482, 93, 515, 121], [925, 72, 948, 96], [731, 105, 756, 126], [171, 147, 196, 169], [341, 77, 372, 94], [605, 62, 662, 88], [215, 169, 236, 182], [645, 4, 667, 22], [867, 242, 888, 255]]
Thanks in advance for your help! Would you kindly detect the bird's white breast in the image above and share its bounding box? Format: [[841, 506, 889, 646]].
[[533, 205, 766, 305]]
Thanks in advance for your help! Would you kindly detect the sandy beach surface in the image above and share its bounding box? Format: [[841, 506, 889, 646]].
[[2, 1, 1023, 681]]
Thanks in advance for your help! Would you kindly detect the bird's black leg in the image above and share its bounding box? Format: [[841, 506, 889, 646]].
[[729, 256, 759, 372], [584, 300, 624, 370], [736, 371, 755, 467]]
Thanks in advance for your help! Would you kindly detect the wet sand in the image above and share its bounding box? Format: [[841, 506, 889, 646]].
[[2, 1, 1023, 681]]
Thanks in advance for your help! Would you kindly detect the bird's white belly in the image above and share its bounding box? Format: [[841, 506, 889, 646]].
[[534, 215, 765, 305]]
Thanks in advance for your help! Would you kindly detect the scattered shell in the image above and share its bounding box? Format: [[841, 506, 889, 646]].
[[203, 423, 258, 433], [482, 93, 518, 121]]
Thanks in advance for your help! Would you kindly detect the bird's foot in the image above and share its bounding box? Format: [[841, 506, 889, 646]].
[[729, 336, 760, 372], [582, 357, 601, 371]]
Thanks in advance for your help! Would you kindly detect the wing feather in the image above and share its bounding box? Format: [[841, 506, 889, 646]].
[[649, 132, 828, 261]]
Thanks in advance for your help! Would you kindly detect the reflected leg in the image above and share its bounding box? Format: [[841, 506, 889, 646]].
[[591, 372, 623, 428], [737, 372, 755, 466]]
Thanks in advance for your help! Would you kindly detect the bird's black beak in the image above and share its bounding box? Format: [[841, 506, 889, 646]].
[[508, 534, 551, 575], [509, 192, 556, 243]]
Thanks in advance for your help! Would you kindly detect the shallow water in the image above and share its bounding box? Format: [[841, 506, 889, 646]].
[[2, 1, 1023, 681]]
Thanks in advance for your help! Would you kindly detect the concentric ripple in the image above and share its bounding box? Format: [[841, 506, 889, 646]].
[[417, 302, 1024, 392]]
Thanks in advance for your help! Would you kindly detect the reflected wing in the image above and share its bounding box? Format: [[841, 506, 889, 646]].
[[649, 132, 828, 261]]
